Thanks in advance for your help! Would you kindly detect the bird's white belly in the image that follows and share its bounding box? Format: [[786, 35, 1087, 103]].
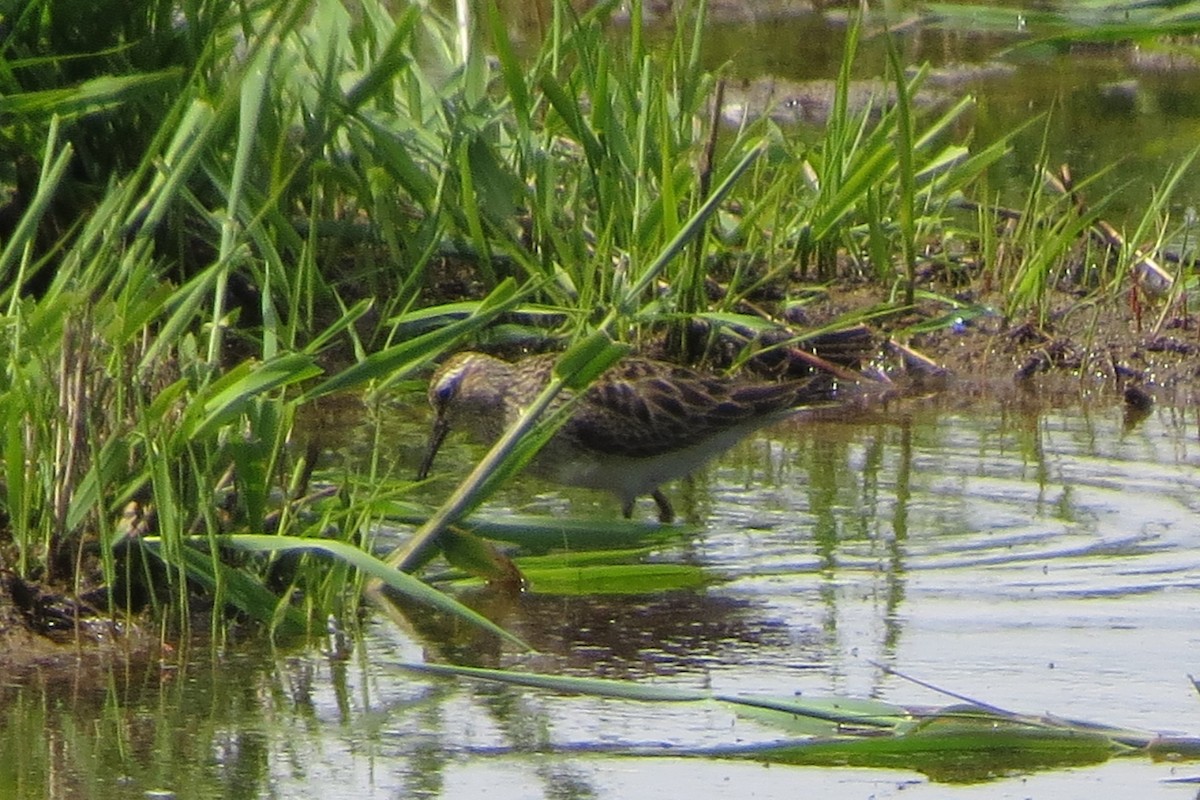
[[534, 426, 758, 504]]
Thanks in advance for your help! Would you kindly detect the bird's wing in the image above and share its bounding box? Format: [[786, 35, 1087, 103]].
[[565, 360, 831, 458]]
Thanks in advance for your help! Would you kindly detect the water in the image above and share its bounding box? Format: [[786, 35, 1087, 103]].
[[5, 402, 1199, 798]]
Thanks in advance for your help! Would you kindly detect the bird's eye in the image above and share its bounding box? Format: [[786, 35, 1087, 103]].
[[432, 375, 459, 407]]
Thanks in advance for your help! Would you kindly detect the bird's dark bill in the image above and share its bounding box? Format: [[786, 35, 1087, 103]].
[[416, 416, 450, 480]]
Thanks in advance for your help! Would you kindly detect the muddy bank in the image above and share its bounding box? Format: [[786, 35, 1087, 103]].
[[0, 571, 164, 675], [718, 63, 1017, 126]]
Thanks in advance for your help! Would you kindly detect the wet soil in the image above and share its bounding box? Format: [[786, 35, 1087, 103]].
[[860, 281, 1197, 412], [0, 570, 163, 674]]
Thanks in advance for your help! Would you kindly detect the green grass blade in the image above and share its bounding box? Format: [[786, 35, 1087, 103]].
[[400, 660, 908, 728], [141, 538, 307, 635], [204, 535, 529, 649], [625, 141, 765, 306], [182, 354, 321, 441], [300, 278, 530, 401], [402, 661, 711, 702], [0, 120, 73, 303]]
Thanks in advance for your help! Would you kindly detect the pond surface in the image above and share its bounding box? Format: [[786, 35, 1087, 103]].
[[4, 399, 1199, 798]]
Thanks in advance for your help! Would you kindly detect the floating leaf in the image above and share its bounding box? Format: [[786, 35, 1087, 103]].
[[511, 563, 708, 595]]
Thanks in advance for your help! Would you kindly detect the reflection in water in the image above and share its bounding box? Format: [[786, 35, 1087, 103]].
[[4, 404, 1200, 798], [885, 420, 910, 656]]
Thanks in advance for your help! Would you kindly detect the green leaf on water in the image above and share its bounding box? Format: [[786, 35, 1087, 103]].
[[512, 547, 670, 569], [397, 661, 905, 728], [393, 662, 1190, 781], [433, 528, 705, 595], [402, 661, 713, 703], [450, 513, 685, 551], [731, 694, 915, 737], [747, 707, 1121, 781], [515, 563, 709, 595]]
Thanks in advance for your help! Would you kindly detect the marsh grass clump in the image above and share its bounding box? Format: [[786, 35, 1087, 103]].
[[0, 0, 537, 641]]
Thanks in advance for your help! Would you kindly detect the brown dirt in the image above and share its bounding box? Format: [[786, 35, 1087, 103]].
[[0, 571, 165, 676], [836, 281, 1200, 410], [680, 246, 1200, 414]]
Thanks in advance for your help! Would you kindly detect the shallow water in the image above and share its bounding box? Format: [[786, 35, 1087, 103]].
[[5, 401, 1199, 798]]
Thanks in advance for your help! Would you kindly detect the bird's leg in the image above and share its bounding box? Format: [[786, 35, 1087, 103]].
[[651, 490, 675, 524]]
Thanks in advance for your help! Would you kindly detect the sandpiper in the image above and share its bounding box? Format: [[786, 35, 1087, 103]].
[[418, 351, 835, 522]]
